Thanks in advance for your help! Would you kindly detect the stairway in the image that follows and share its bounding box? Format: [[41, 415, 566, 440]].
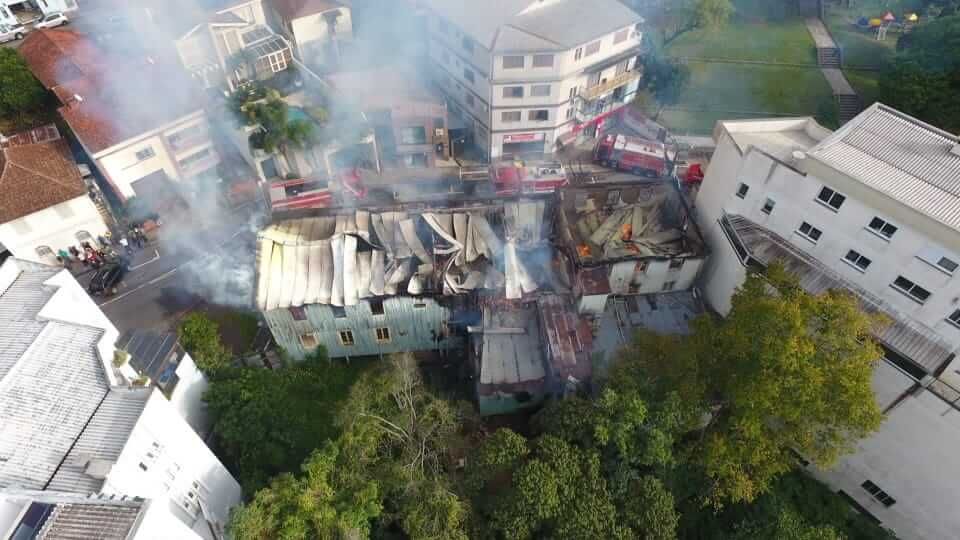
[[817, 47, 842, 68], [90, 190, 119, 229], [837, 93, 862, 124]]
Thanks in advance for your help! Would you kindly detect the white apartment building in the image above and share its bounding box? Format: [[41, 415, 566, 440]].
[[418, 0, 644, 160], [0, 135, 109, 264], [0, 258, 241, 539], [694, 104, 960, 540]]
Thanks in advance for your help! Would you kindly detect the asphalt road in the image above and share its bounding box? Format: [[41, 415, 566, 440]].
[[95, 206, 261, 334]]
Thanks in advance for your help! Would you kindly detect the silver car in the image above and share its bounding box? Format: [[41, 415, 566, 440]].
[[0, 23, 27, 43]]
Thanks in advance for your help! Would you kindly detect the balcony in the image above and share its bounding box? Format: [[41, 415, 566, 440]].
[[580, 69, 642, 101], [168, 132, 211, 154]]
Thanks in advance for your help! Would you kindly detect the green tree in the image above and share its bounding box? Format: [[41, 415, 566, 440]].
[[238, 90, 316, 154], [178, 313, 231, 373], [640, 40, 691, 107], [0, 48, 46, 123], [881, 15, 960, 132], [659, 0, 735, 46], [205, 352, 365, 491], [613, 266, 885, 506]]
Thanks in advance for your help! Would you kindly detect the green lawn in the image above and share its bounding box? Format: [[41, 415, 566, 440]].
[[667, 17, 818, 64], [641, 62, 836, 135]]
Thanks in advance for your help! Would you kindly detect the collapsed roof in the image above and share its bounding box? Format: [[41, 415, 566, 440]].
[[558, 183, 705, 265], [255, 201, 549, 310]]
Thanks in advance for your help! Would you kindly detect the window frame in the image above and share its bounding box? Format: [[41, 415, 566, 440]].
[[338, 329, 355, 346], [530, 84, 551, 97], [375, 327, 391, 343], [289, 306, 307, 320], [370, 299, 385, 316], [662, 280, 676, 292], [842, 249, 872, 272], [668, 259, 684, 271], [614, 28, 629, 44], [528, 109, 549, 122], [867, 216, 898, 240], [502, 55, 525, 69], [816, 186, 846, 211], [891, 275, 931, 304], [299, 333, 319, 349], [532, 54, 554, 68], [463, 68, 474, 83], [735, 183, 749, 199], [502, 86, 524, 98], [501, 111, 521, 123], [796, 221, 822, 244], [399, 126, 427, 145], [947, 309, 960, 329], [761, 198, 776, 215], [861, 480, 896, 507], [584, 40, 601, 56], [135, 146, 156, 161], [574, 47, 582, 61]]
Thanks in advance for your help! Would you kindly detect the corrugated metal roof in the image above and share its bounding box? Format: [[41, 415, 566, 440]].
[[0, 263, 60, 381], [728, 214, 953, 373], [38, 499, 144, 540], [47, 389, 151, 494], [808, 103, 960, 230], [0, 323, 108, 490], [479, 304, 546, 386]]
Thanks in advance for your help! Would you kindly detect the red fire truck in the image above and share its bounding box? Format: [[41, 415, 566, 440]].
[[491, 162, 567, 195], [593, 133, 669, 178]]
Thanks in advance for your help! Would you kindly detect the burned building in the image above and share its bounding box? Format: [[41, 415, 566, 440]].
[[555, 182, 708, 316], [254, 200, 551, 360]]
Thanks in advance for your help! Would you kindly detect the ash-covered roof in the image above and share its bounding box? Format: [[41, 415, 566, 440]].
[[478, 302, 545, 388], [0, 139, 87, 224], [725, 214, 954, 374], [255, 201, 549, 310], [419, 0, 641, 52], [807, 103, 960, 231], [558, 182, 705, 266]]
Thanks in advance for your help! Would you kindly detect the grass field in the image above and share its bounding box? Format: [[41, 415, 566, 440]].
[[667, 17, 818, 64]]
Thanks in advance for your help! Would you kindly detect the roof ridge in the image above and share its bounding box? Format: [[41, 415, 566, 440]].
[[2, 143, 82, 192], [501, 23, 564, 48]]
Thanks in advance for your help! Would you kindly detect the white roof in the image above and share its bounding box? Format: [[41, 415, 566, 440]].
[[808, 103, 960, 231], [716, 117, 830, 162], [419, 0, 642, 51]]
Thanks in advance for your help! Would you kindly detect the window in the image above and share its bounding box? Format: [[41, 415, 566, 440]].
[[399, 126, 427, 145], [36, 246, 53, 257], [139, 462, 148, 472], [531, 84, 551, 97], [465, 93, 475, 107], [502, 55, 524, 69], [268, 51, 288, 73], [735, 183, 749, 199], [54, 203, 75, 219], [867, 217, 897, 239], [947, 310, 960, 328], [584, 40, 601, 56], [403, 153, 428, 167], [289, 306, 307, 320], [662, 280, 676, 291], [861, 481, 896, 507], [816, 186, 846, 211], [135, 147, 156, 161], [299, 333, 318, 349], [796, 221, 822, 243], [461, 36, 473, 53], [501, 111, 521, 123], [503, 86, 524, 98], [569, 86, 578, 99], [843, 250, 872, 272], [532, 54, 554, 68], [331, 305, 347, 318], [370, 299, 385, 315], [528, 109, 549, 121], [565, 108, 574, 119], [413, 302, 427, 309], [375, 327, 391, 343], [614, 28, 630, 44], [892, 275, 931, 303], [761, 198, 776, 215], [463, 68, 474, 83], [574, 47, 583, 61], [178, 148, 211, 169], [338, 329, 355, 346], [668, 259, 684, 271], [938, 257, 959, 273]]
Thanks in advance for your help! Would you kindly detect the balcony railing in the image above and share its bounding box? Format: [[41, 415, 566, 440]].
[[580, 70, 642, 101]]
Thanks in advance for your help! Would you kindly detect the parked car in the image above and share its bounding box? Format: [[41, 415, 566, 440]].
[[34, 12, 68, 29], [87, 262, 128, 296], [0, 24, 27, 43]]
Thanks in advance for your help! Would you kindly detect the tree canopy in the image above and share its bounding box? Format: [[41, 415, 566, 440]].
[[0, 49, 46, 125], [612, 266, 885, 506], [178, 313, 232, 374], [881, 15, 960, 133]]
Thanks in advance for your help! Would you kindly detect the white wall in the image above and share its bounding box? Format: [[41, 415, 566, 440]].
[[102, 391, 241, 538], [169, 352, 210, 438], [0, 196, 108, 263], [290, 7, 353, 65], [133, 498, 206, 540]]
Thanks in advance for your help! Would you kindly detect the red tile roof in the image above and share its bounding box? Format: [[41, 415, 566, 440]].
[[0, 139, 86, 223], [18, 29, 103, 90], [271, 0, 343, 20]]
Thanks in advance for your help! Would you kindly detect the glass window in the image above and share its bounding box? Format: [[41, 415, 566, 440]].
[[300, 333, 319, 349], [761, 198, 775, 215], [843, 249, 872, 271], [501, 111, 521, 122], [947, 309, 960, 327], [370, 299, 385, 315], [289, 306, 307, 320], [938, 257, 959, 273], [736, 183, 749, 198], [584, 40, 601, 56], [531, 84, 551, 97], [668, 259, 684, 270], [502, 55, 524, 69], [503, 86, 524, 98], [532, 54, 554, 67], [892, 275, 931, 303], [662, 280, 676, 291], [375, 327, 391, 342], [796, 221, 822, 243], [331, 305, 346, 318], [461, 36, 474, 53], [816, 186, 846, 210], [565, 108, 574, 119], [528, 109, 549, 121], [614, 28, 629, 44], [868, 216, 897, 239], [135, 147, 156, 161], [339, 329, 355, 346], [574, 47, 582, 61], [465, 93, 475, 107], [399, 126, 427, 145], [36, 245, 53, 257]]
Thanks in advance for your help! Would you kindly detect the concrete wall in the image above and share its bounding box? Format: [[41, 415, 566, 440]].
[[289, 7, 353, 66], [263, 296, 460, 360], [102, 391, 242, 539], [0, 196, 108, 264], [169, 352, 210, 438], [608, 256, 704, 295]]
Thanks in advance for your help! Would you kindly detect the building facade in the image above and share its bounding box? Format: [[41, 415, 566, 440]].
[[694, 105, 960, 540], [267, 0, 353, 69], [418, 0, 644, 160]]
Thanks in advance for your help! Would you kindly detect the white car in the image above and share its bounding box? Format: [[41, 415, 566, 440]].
[[34, 12, 68, 29], [0, 24, 27, 43]]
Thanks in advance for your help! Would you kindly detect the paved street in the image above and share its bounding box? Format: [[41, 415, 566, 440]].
[[94, 205, 261, 334]]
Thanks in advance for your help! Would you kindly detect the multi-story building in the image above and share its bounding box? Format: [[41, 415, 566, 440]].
[[266, 0, 352, 69], [18, 28, 222, 205], [0, 258, 241, 539], [694, 104, 960, 540], [0, 126, 110, 264], [417, 0, 644, 160]]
